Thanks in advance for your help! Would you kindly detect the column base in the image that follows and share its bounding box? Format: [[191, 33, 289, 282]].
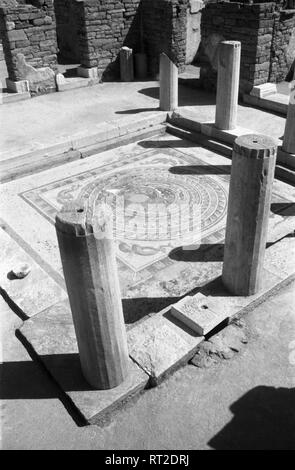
[[6, 78, 30, 93], [77, 66, 98, 80], [250, 82, 277, 99]]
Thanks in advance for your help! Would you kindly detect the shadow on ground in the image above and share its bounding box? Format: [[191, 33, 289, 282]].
[[116, 107, 160, 114], [209, 386, 295, 450], [138, 86, 216, 107]]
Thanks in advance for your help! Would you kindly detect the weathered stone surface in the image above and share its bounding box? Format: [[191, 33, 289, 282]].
[[18, 300, 149, 424], [171, 292, 229, 335], [200, 2, 295, 93], [222, 134, 277, 295], [0, 1, 58, 90], [215, 41, 241, 131], [77, 66, 98, 79], [5, 78, 29, 93], [191, 322, 248, 368], [120, 47, 134, 82], [250, 82, 277, 99], [56, 201, 130, 390], [201, 268, 285, 319], [283, 81, 295, 155], [264, 237, 295, 278], [127, 309, 204, 385], [0, 227, 66, 318], [159, 53, 178, 112], [14, 53, 56, 93]]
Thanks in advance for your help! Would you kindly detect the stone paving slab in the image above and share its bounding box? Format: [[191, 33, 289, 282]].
[[264, 237, 295, 279], [17, 299, 149, 425], [200, 267, 292, 320], [16, 246, 293, 425], [0, 225, 66, 318], [243, 92, 288, 116], [127, 309, 204, 386]]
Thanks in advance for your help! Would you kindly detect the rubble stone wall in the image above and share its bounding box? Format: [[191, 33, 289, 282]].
[[72, 0, 141, 79], [141, 0, 188, 77], [200, 1, 295, 94], [0, 0, 58, 92]]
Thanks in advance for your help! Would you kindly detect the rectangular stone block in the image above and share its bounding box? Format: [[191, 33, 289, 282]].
[[18, 300, 149, 425], [171, 292, 229, 335], [77, 66, 98, 79], [250, 82, 277, 98], [7, 29, 27, 42], [6, 78, 29, 93]]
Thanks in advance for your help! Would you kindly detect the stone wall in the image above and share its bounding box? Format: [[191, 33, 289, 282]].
[[0, 0, 58, 93], [269, 8, 295, 82], [73, 0, 141, 80], [142, 0, 188, 77], [199, 1, 295, 94], [0, 0, 194, 90], [67, 0, 188, 80]]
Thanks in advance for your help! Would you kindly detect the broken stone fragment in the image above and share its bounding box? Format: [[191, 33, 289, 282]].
[[190, 322, 249, 368], [11, 263, 31, 279]]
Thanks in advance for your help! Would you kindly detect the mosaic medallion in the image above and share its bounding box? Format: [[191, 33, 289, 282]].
[[21, 149, 229, 291]]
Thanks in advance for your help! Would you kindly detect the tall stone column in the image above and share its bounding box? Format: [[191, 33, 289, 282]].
[[159, 53, 178, 111], [215, 41, 241, 130], [120, 46, 134, 82], [222, 134, 277, 296], [55, 200, 130, 390], [282, 79, 295, 155]]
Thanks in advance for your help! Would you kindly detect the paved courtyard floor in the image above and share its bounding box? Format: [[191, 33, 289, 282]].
[[0, 82, 294, 449], [0, 81, 287, 163], [1, 279, 294, 450], [0, 133, 294, 321]]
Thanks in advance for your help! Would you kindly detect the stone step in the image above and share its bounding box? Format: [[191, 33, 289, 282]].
[[243, 92, 288, 116], [0, 122, 167, 183], [166, 122, 232, 157], [275, 164, 295, 186]]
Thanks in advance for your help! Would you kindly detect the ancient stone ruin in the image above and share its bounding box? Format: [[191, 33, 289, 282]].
[[1, 0, 294, 96]]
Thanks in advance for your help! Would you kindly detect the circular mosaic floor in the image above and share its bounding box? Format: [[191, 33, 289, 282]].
[[78, 164, 227, 253]]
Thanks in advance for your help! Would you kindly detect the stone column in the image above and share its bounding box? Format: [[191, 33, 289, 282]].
[[222, 134, 277, 296], [55, 200, 130, 390], [159, 53, 178, 111], [282, 79, 295, 155], [215, 41, 241, 131], [120, 46, 134, 82]]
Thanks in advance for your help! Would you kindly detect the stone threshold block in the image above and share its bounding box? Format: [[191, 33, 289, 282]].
[[17, 299, 149, 425], [6, 78, 30, 94], [0, 91, 31, 105], [200, 122, 266, 146], [171, 292, 229, 336], [250, 83, 277, 99], [0, 226, 66, 318], [77, 66, 98, 80]]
